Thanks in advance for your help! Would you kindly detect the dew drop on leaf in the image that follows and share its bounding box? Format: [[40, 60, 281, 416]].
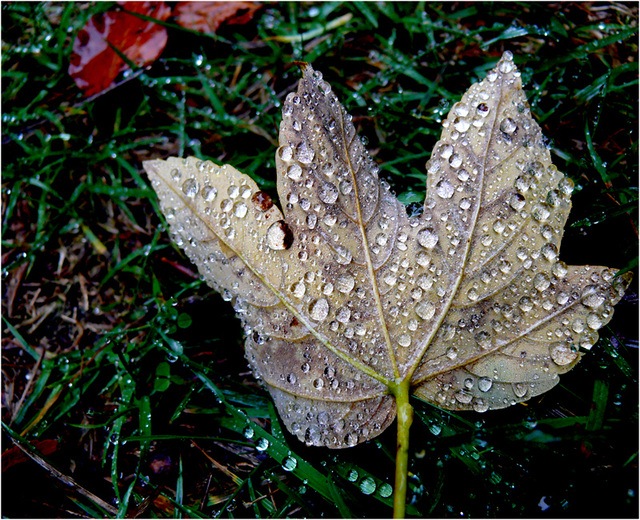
[[550, 343, 578, 366], [417, 227, 438, 248], [282, 456, 298, 471], [266, 220, 293, 250], [256, 438, 269, 451], [182, 178, 198, 197], [435, 180, 455, 199], [309, 298, 329, 321], [500, 118, 517, 134], [360, 476, 376, 495], [378, 483, 393, 498]]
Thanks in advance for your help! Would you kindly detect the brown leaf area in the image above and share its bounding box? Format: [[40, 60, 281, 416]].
[[174, 1, 261, 33], [143, 53, 631, 449], [68, 2, 171, 97]]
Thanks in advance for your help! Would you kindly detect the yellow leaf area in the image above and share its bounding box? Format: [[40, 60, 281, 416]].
[[144, 52, 631, 450]]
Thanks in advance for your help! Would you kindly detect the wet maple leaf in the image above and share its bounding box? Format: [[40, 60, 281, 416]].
[[69, 2, 170, 97], [142, 52, 631, 514]]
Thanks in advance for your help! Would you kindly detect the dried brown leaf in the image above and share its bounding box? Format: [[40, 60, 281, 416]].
[[143, 52, 631, 449]]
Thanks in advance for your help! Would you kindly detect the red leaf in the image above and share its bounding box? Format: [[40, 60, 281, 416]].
[[69, 2, 171, 97], [2, 439, 58, 472], [174, 1, 260, 33]]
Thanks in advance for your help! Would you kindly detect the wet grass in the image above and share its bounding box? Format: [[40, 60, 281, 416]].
[[2, 2, 638, 517]]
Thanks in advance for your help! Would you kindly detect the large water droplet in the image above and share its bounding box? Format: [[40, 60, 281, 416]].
[[478, 377, 493, 392], [378, 483, 393, 498], [509, 193, 526, 211], [336, 273, 355, 294], [550, 343, 578, 366], [347, 469, 359, 482], [256, 438, 269, 451], [435, 179, 455, 199], [201, 185, 217, 202], [182, 178, 198, 197], [310, 298, 329, 321], [533, 273, 550, 292], [416, 301, 436, 320], [360, 476, 376, 495], [297, 141, 314, 165], [397, 334, 411, 348], [500, 118, 517, 134], [282, 456, 297, 472], [234, 201, 248, 218], [417, 227, 438, 248], [266, 220, 294, 250], [453, 117, 471, 133], [345, 432, 359, 447], [319, 182, 339, 204], [287, 164, 303, 180], [582, 286, 605, 309]]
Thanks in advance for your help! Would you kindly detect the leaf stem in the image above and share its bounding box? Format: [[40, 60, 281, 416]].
[[392, 379, 413, 518]]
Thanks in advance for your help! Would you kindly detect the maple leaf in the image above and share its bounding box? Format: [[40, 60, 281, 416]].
[[69, 2, 170, 97], [143, 52, 631, 516]]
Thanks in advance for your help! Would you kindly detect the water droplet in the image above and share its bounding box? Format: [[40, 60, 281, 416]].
[[475, 331, 491, 349], [559, 177, 574, 195], [397, 334, 411, 347], [453, 117, 471, 133], [582, 286, 605, 309], [512, 383, 527, 398], [477, 103, 489, 116], [266, 220, 294, 250], [519, 296, 533, 312], [550, 343, 578, 366], [446, 347, 458, 360], [541, 243, 558, 262], [201, 185, 217, 202], [478, 377, 493, 392], [297, 141, 315, 165], [182, 178, 198, 197], [467, 288, 479, 302], [473, 398, 489, 413], [319, 182, 339, 204], [251, 191, 273, 211], [587, 313, 603, 330], [286, 373, 297, 384], [416, 301, 436, 320], [279, 145, 293, 162], [533, 273, 550, 292], [243, 426, 255, 439], [500, 118, 517, 134], [287, 164, 303, 180], [309, 298, 329, 321], [360, 476, 376, 495], [509, 193, 526, 211], [435, 179, 455, 199], [347, 469, 359, 482], [449, 154, 463, 169], [234, 201, 248, 218], [378, 483, 393, 498], [282, 456, 297, 472], [336, 273, 355, 293], [455, 390, 473, 404], [345, 432, 359, 447], [417, 227, 438, 248]]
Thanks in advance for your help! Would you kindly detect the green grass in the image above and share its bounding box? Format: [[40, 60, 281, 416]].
[[2, 2, 638, 517]]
